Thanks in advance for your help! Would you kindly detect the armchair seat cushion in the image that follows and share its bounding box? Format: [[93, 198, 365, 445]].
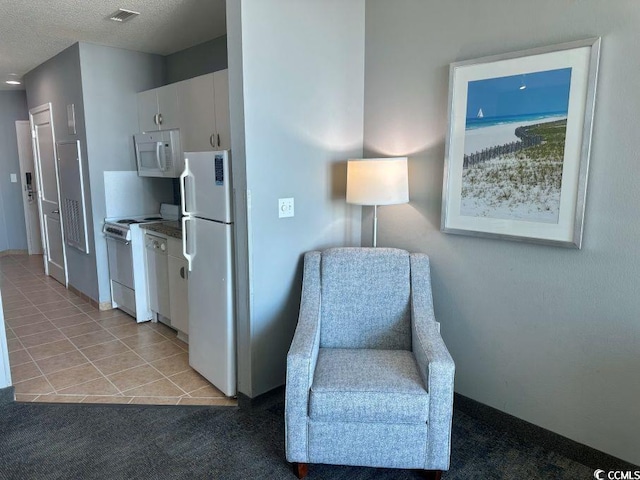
[[309, 348, 429, 424]]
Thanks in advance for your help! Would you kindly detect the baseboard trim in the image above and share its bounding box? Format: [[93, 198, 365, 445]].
[[0, 250, 28, 257], [237, 385, 285, 411], [454, 393, 639, 470], [0, 386, 15, 405], [67, 284, 111, 311]]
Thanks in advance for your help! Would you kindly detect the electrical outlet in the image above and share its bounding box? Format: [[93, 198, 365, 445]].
[[278, 198, 294, 218]]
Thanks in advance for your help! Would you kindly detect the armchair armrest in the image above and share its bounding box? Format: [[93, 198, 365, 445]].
[[410, 253, 455, 470], [285, 251, 322, 463]]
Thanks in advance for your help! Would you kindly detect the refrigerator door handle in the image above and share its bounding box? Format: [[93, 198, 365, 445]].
[[182, 216, 194, 272], [180, 157, 191, 216]]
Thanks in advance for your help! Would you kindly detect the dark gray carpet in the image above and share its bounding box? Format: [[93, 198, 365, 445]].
[[0, 400, 597, 479]]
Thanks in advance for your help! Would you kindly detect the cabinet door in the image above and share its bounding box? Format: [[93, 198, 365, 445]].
[[177, 74, 216, 152], [138, 89, 159, 132], [168, 255, 189, 335], [213, 69, 231, 150], [157, 83, 180, 130]]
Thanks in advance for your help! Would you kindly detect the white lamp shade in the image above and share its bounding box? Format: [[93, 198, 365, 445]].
[[346, 157, 409, 206]]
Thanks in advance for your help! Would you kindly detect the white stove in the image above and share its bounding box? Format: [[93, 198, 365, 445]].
[[103, 204, 179, 322]]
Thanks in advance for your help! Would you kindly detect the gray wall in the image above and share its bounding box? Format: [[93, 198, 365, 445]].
[[364, 0, 640, 465], [24, 43, 166, 303], [24, 44, 97, 299], [228, 0, 365, 397], [165, 36, 228, 84], [0, 91, 28, 252], [78, 43, 166, 303]]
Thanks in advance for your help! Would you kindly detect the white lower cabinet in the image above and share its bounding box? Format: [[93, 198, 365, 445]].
[[145, 232, 189, 338], [168, 252, 189, 336]]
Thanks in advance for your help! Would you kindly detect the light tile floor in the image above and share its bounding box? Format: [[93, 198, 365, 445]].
[[1, 254, 236, 406]]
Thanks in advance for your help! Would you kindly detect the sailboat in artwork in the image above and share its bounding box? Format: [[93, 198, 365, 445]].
[[477, 108, 484, 118]]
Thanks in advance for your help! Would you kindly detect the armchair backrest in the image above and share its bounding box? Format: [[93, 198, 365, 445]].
[[319, 247, 411, 350]]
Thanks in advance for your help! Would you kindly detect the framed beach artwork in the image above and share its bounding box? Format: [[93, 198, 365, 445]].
[[441, 38, 601, 248]]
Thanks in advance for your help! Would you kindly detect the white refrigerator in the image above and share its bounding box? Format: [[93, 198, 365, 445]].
[[180, 150, 236, 396]]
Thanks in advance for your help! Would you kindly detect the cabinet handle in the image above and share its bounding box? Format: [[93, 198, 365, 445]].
[[180, 266, 185, 279], [210, 134, 215, 148], [153, 113, 158, 125], [217, 133, 221, 147], [157, 113, 163, 125]]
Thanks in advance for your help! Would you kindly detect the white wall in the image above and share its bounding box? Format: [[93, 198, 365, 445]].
[[25, 43, 167, 304], [79, 43, 167, 304], [0, 290, 11, 388], [363, 0, 640, 465], [0, 91, 29, 253], [24, 44, 97, 299], [228, 0, 365, 397]]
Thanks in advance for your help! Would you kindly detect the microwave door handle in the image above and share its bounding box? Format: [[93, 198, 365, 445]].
[[180, 157, 191, 216], [153, 141, 167, 172], [155, 142, 164, 171], [182, 216, 194, 272]]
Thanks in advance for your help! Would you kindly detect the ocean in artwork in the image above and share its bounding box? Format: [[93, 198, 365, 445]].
[[460, 68, 572, 223]]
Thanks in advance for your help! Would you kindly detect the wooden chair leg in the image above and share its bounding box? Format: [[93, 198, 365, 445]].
[[422, 470, 443, 480], [293, 462, 309, 479]]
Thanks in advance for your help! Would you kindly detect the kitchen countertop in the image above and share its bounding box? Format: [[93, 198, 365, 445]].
[[140, 221, 182, 239]]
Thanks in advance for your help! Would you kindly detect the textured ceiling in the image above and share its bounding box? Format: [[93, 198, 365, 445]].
[[0, 0, 226, 90]]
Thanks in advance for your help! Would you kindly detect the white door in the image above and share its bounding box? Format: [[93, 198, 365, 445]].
[[30, 105, 66, 285], [182, 151, 233, 223], [15, 121, 43, 255], [186, 217, 235, 396]]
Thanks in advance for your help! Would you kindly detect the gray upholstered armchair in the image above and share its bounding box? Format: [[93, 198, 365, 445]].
[[285, 247, 455, 479]]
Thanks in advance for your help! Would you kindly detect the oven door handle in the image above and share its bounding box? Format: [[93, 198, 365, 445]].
[[105, 235, 130, 246], [182, 216, 194, 272]]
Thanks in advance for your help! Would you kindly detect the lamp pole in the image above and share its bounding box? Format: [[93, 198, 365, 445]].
[[373, 205, 378, 248]]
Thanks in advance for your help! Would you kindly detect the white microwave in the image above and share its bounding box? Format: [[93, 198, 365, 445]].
[[134, 130, 183, 178]]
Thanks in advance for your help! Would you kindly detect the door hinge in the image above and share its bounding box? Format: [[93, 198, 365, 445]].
[[31, 130, 36, 139]]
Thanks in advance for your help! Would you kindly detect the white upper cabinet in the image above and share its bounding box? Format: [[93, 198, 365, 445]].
[[137, 89, 159, 133], [177, 70, 231, 152], [177, 74, 216, 152], [213, 70, 231, 151], [137, 70, 231, 152], [137, 84, 179, 132]]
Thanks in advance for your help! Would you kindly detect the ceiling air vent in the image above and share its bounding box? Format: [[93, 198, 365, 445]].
[[109, 8, 140, 23]]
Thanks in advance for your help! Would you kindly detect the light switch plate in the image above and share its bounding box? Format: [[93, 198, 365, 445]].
[[278, 197, 294, 218], [10, 174, 17, 183]]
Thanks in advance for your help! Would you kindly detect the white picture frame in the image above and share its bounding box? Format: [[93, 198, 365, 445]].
[[441, 38, 601, 248]]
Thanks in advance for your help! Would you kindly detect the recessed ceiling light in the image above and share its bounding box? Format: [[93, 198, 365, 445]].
[[5, 74, 21, 85], [109, 8, 140, 23]]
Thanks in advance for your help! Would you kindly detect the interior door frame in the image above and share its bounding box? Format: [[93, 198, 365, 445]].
[[15, 120, 43, 255], [29, 103, 68, 285]]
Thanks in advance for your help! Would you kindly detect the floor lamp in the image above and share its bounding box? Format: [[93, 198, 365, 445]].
[[346, 157, 409, 247]]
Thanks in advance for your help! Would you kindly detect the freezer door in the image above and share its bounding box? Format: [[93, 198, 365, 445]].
[[182, 150, 232, 223], [188, 217, 236, 396]]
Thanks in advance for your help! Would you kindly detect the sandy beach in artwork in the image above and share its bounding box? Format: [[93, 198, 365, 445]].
[[463, 115, 567, 155], [460, 116, 568, 223]]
